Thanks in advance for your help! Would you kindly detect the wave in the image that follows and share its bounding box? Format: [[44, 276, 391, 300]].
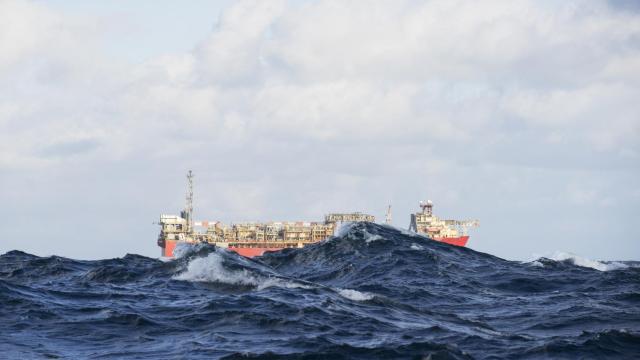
[[172, 241, 213, 259], [523, 329, 640, 358], [336, 288, 375, 301], [1, 222, 639, 359], [174, 251, 258, 282], [528, 251, 629, 271], [173, 251, 283, 290], [173, 247, 312, 291]]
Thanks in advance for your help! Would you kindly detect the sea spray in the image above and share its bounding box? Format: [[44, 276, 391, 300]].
[[527, 251, 629, 271]]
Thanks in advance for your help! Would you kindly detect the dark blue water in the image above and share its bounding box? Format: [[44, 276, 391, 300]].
[[1, 223, 639, 359]]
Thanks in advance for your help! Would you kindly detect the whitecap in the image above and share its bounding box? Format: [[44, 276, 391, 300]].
[[334, 222, 356, 238], [173, 252, 312, 290], [172, 242, 208, 259], [365, 234, 384, 243], [529, 251, 628, 271], [551, 251, 628, 271], [173, 252, 260, 285], [337, 288, 374, 301]]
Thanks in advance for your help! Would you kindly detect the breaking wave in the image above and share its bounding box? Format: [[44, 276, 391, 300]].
[[336, 288, 375, 301], [173, 251, 312, 291], [174, 252, 265, 286], [1, 223, 639, 359], [528, 251, 630, 271]]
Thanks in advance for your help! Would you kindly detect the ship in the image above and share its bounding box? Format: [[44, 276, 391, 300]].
[[157, 171, 374, 258], [157, 172, 478, 257], [408, 200, 479, 246]]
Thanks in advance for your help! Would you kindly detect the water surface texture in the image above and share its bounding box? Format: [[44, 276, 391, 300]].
[[1, 223, 639, 359]]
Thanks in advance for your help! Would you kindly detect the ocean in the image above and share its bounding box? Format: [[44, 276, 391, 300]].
[[1, 222, 639, 359]]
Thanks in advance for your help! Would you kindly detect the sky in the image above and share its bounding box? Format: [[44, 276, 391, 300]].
[[0, 0, 638, 261]]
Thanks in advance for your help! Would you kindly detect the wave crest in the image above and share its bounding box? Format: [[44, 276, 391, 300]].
[[529, 251, 628, 271], [173, 252, 310, 290], [337, 288, 374, 301]]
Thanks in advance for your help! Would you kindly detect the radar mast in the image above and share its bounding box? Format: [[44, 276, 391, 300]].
[[385, 205, 392, 224], [185, 170, 194, 232], [419, 200, 433, 216]]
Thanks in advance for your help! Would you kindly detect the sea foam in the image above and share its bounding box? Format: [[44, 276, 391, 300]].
[[172, 242, 209, 259], [173, 252, 311, 290], [337, 288, 374, 301], [529, 251, 628, 271], [174, 252, 262, 286]]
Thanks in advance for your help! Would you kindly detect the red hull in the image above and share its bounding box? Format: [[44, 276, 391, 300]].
[[434, 236, 469, 247], [163, 239, 178, 257]]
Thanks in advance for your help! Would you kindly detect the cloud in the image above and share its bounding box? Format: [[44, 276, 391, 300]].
[[0, 0, 638, 259], [124, 0, 638, 154], [37, 138, 101, 158], [3, 0, 639, 165], [0, 0, 56, 71]]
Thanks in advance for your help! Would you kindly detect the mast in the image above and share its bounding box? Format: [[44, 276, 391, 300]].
[[385, 205, 392, 224], [419, 200, 433, 216], [185, 170, 194, 232]]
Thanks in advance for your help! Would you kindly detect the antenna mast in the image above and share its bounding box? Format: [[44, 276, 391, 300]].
[[185, 170, 194, 232], [419, 200, 433, 216], [385, 205, 392, 224]]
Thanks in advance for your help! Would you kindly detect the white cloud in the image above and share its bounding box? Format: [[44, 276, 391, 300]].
[[0, 0, 57, 71], [3, 0, 639, 164], [0, 0, 639, 259]]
